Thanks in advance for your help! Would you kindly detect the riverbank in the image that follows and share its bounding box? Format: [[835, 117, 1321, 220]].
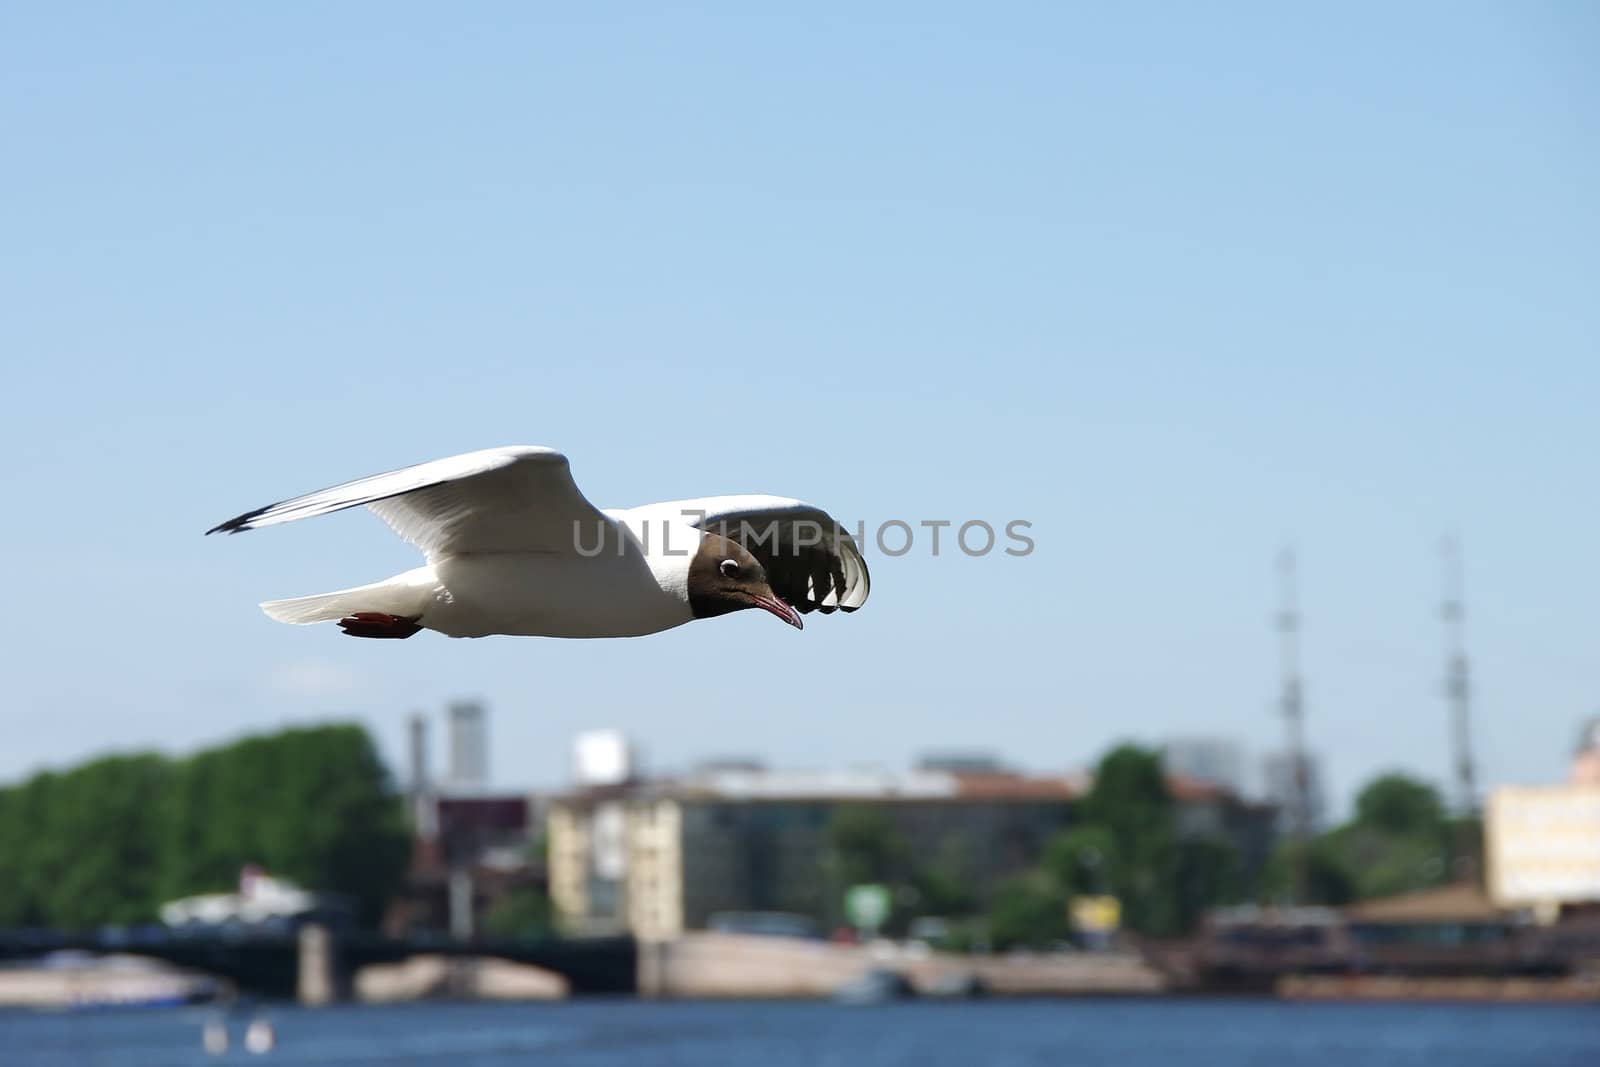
[[638, 932, 1167, 998], [1280, 973, 1600, 1003]]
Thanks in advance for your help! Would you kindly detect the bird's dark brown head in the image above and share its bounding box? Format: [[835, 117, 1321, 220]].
[[686, 533, 803, 630]]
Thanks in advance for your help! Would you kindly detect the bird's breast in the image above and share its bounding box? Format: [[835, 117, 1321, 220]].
[[424, 551, 693, 638]]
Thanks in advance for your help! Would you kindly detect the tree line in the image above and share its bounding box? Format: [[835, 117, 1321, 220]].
[[827, 744, 1469, 950], [0, 724, 409, 930], [1, 729, 1468, 943], [1262, 770, 1476, 905]]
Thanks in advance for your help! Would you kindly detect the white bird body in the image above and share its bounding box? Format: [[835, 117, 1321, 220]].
[[211, 447, 869, 641], [266, 524, 701, 639]]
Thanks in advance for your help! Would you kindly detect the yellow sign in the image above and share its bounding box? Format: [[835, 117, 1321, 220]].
[[1070, 895, 1121, 933]]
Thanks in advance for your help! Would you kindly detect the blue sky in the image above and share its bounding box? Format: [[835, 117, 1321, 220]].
[[1, 4, 1595, 814]]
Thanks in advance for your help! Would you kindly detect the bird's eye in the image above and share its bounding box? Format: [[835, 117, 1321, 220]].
[[719, 559, 741, 579]]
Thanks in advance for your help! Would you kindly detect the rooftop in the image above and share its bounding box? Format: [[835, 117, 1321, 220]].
[[557, 766, 1252, 806], [1344, 883, 1512, 925]]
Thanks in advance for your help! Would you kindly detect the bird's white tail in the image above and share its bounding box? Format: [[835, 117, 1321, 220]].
[[260, 570, 435, 625]]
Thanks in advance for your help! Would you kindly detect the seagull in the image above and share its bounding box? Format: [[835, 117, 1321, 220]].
[[207, 446, 870, 640]]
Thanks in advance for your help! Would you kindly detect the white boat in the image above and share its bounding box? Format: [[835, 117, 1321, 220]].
[[0, 952, 224, 1009]]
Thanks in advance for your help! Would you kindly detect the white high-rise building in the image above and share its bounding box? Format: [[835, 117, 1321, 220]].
[[446, 700, 489, 790], [408, 711, 438, 839]]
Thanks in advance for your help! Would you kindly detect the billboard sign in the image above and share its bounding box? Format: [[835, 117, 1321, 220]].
[[1487, 785, 1600, 907]]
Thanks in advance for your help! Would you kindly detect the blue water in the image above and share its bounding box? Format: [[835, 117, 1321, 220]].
[[1, 998, 1596, 1066]]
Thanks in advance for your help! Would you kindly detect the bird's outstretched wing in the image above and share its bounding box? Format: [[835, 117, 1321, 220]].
[[638, 495, 870, 615], [206, 446, 614, 558]]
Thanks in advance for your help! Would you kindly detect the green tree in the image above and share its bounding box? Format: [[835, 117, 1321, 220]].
[[1042, 825, 1118, 897], [0, 772, 61, 926], [909, 833, 978, 917], [1345, 829, 1451, 899], [1262, 833, 1357, 906], [910, 868, 974, 918], [0, 724, 437, 931], [1354, 774, 1447, 837], [827, 804, 908, 888], [1080, 745, 1182, 936], [0, 756, 174, 928], [1079, 746, 1174, 837], [1264, 773, 1455, 905], [50, 754, 173, 927], [1173, 835, 1241, 931], [986, 873, 1069, 951], [483, 886, 554, 939], [160, 724, 410, 925]]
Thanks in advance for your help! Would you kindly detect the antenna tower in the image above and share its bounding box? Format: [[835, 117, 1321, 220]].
[[1441, 536, 1479, 876], [1277, 548, 1313, 904]]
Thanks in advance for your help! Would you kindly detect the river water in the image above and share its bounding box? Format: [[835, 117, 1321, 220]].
[[1, 997, 1596, 1066]]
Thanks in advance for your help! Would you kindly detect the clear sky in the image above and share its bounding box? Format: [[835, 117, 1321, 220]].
[[1, 4, 1595, 815]]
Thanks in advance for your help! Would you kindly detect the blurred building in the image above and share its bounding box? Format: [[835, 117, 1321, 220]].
[[446, 700, 489, 791], [1162, 737, 1247, 795], [915, 751, 1011, 774], [1570, 716, 1600, 787], [1483, 720, 1600, 921], [1484, 785, 1600, 919], [392, 791, 550, 938], [693, 756, 768, 774], [1167, 773, 1280, 881], [1485, 732, 1600, 922], [388, 701, 547, 938], [573, 729, 636, 788], [1262, 750, 1326, 834], [549, 766, 1076, 941], [548, 745, 1280, 942], [407, 712, 439, 867]]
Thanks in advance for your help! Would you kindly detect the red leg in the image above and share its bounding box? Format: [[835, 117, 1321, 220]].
[[338, 612, 423, 639]]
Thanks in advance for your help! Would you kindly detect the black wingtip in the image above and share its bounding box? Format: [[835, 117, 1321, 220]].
[[205, 508, 265, 536]]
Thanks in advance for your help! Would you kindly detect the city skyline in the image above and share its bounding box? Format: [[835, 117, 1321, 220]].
[[15, 691, 1587, 824]]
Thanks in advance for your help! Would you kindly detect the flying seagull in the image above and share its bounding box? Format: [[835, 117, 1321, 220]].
[[207, 446, 870, 639]]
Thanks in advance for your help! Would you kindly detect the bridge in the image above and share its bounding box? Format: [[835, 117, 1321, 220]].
[[0, 929, 637, 1000]]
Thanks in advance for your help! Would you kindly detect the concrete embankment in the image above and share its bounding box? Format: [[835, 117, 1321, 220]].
[[638, 932, 1167, 998], [1279, 973, 1600, 1002], [354, 955, 570, 1002]]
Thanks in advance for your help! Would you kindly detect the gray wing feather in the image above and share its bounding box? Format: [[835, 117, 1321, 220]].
[[207, 446, 614, 558]]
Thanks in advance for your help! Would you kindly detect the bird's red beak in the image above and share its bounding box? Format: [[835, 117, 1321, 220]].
[[751, 594, 804, 630]]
